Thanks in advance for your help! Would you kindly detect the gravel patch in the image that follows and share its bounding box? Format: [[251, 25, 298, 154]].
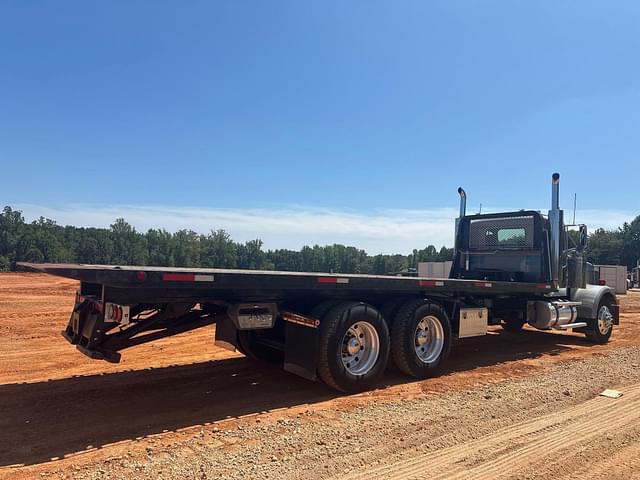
[[46, 346, 640, 480]]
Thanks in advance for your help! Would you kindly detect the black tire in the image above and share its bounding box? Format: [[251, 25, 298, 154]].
[[584, 296, 615, 344], [237, 330, 284, 363], [380, 297, 408, 327], [310, 300, 339, 322], [501, 318, 526, 332], [390, 299, 451, 378], [317, 301, 390, 393]]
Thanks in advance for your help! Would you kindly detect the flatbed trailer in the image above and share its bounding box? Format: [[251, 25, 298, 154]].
[[16, 174, 621, 392], [20, 263, 557, 301]]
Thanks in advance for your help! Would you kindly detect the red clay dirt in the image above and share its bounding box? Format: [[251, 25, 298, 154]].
[[1, 272, 639, 478]]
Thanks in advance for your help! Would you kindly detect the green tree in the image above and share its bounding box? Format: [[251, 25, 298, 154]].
[[200, 229, 237, 268], [0, 206, 25, 263], [585, 228, 624, 266], [266, 249, 302, 271], [371, 254, 389, 275], [172, 229, 200, 267], [437, 246, 454, 261], [236, 239, 266, 269], [29, 217, 73, 263], [621, 216, 640, 269], [110, 218, 148, 265], [146, 229, 175, 266]]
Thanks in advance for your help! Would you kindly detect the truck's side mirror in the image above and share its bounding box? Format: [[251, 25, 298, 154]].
[[578, 225, 588, 251]]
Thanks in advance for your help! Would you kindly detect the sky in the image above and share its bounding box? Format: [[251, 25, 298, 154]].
[[1, 1, 639, 253]]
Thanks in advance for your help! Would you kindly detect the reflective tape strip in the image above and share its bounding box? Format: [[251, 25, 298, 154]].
[[281, 311, 320, 329], [163, 273, 214, 282], [318, 277, 350, 284], [474, 282, 493, 288], [194, 274, 215, 282], [419, 280, 445, 287], [537, 284, 552, 289], [163, 273, 193, 281]]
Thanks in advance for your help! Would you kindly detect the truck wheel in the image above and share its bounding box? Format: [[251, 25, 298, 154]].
[[391, 299, 451, 378], [317, 301, 389, 393], [584, 297, 615, 344], [237, 330, 284, 363]]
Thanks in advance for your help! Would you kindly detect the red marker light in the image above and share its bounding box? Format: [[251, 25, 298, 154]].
[[136, 271, 147, 281]]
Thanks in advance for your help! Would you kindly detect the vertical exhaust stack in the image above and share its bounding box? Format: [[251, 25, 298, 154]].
[[548, 173, 563, 286], [454, 187, 467, 254], [458, 187, 467, 218], [551, 172, 560, 210]]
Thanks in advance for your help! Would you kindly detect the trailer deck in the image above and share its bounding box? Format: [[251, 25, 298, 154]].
[[18, 262, 555, 303]]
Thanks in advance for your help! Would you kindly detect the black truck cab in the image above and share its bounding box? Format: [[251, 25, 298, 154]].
[[452, 211, 551, 284]]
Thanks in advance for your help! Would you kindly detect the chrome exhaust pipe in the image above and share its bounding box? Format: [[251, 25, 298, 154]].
[[551, 172, 560, 210], [548, 173, 562, 285], [458, 187, 467, 218], [454, 187, 467, 256]]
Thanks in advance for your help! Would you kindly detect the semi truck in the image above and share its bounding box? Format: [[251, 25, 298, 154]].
[[18, 173, 620, 393]]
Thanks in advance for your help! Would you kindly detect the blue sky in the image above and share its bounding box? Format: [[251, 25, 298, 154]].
[[1, 1, 639, 253]]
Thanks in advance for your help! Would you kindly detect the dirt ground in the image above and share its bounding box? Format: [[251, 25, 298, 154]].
[[1, 273, 640, 479]]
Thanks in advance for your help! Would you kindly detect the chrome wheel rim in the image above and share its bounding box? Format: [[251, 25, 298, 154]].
[[341, 321, 380, 375], [597, 305, 613, 335], [414, 315, 444, 364]]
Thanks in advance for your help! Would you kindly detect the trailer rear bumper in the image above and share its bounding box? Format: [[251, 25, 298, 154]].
[[62, 294, 218, 363], [62, 328, 122, 363], [62, 302, 123, 362]]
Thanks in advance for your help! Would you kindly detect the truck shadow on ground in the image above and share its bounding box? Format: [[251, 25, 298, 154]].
[[0, 329, 593, 467]]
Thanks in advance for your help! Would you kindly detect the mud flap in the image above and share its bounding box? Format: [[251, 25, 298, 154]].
[[283, 321, 319, 381], [214, 314, 239, 352]]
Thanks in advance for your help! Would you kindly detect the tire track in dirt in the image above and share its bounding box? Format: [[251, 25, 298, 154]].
[[561, 439, 640, 479], [342, 383, 640, 480]]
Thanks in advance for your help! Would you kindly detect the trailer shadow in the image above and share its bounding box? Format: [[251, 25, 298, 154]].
[[0, 328, 593, 467]]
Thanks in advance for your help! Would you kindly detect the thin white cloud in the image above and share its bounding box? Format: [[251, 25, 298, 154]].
[[10, 203, 636, 255]]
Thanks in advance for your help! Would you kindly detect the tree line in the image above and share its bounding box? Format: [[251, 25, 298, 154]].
[[586, 220, 640, 269], [0, 206, 453, 274], [2, 206, 638, 274]]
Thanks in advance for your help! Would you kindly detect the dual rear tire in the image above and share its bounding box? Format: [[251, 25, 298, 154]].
[[315, 299, 451, 392], [390, 300, 452, 378], [317, 302, 390, 393]]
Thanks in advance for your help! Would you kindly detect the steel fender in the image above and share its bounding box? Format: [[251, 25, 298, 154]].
[[571, 284, 617, 319]]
